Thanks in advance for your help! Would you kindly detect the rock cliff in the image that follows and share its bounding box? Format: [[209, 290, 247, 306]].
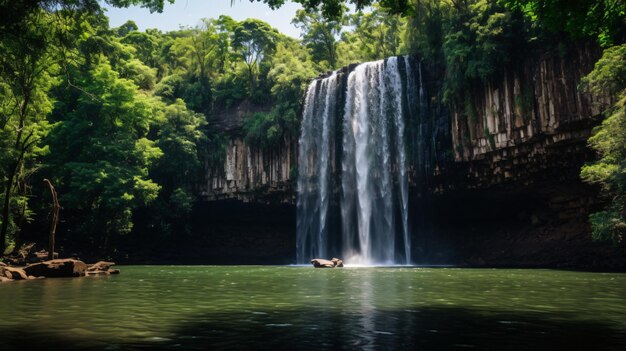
[[201, 100, 297, 203], [204, 45, 608, 200], [202, 136, 296, 203], [408, 43, 624, 268], [444, 43, 611, 190]]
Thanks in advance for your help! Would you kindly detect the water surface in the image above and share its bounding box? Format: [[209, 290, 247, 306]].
[[1, 266, 625, 350]]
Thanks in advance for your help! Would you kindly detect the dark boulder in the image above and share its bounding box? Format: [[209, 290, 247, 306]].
[[24, 259, 87, 278]]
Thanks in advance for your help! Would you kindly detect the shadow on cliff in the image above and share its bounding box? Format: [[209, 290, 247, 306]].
[[1, 306, 624, 350]]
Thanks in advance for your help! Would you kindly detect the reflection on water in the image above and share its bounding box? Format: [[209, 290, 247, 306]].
[[359, 269, 375, 350], [1, 266, 625, 350]]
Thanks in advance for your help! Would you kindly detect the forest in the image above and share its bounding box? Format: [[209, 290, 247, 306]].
[[0, 0, 624, 259]]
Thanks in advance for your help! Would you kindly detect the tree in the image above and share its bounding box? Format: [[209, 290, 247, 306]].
[[232, 19, 279, 91], [441, 0, 528, 104], [580, 44, 626, 244], [152, 99, 206, 192], [292, 8, 343, 68], [134, 99, 206, 240], [403, 0, 447, 61], [171, 20, 221, 83], [0, 9, 55, 254], [214, 15, 237, 74], [256, 0, 410, 19], [46, 62, 162, 252], [43, 179, 60, 260], [165, 19, 225, 115], [344, 5, 406, 61], [244, 39, 317, 148], [500, 0, 626, 47], [115, 20, 138, 37], [121, 30, 162, 69]]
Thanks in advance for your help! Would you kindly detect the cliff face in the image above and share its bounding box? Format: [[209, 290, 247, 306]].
[[410, 44, 624, 268], [452, 46, 606, 160], [201, 100, 297, 203], [444, 44, 610, 189], [204, 46, 607, 200], [202, 136, 296, 203]]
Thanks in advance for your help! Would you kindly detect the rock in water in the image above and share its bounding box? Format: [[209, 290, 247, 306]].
[[331, 258, 344, 267], [311, 258, 344, 268], [311, 258, 335, 268], [1, 266, 29, 280], [1, 267, 11, 279], [24, 259, 87, 278]]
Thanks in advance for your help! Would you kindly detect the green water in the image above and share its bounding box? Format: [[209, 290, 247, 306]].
[[1, 266, 625, 350]]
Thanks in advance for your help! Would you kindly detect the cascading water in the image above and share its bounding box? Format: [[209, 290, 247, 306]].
[[297, 57, 416, 265], [296, 72, 338, 262]]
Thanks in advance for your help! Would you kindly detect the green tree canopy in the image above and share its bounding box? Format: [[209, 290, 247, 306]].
[[580, 44, 626, 244], [46, 62, 162, 249], [0, 9, 57, 254], [500, 0, 626, 47], [292, 7, 344, 68], [232, 18, 280, 90]]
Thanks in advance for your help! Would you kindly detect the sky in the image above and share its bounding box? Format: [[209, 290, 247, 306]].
[[103, 0, 305, 38]]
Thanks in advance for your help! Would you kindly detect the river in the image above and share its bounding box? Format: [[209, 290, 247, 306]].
[[1, 266, 625, 350]]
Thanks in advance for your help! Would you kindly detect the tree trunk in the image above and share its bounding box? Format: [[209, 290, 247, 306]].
[[0, 161, 19, 255], [0, 92, 30, 255], [0, 132, 34, 255], [10, 190, 29, 255], [0, 175, 13, 255], [44, 179, 60, 261]]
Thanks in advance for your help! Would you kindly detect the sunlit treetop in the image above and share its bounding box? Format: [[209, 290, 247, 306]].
[[499, 0, 626, 46], [255, 0, 411, 18]]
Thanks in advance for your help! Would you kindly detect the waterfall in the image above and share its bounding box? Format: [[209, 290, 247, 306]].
[[297, 57, 415, 265], [296, 73, 338, 262]]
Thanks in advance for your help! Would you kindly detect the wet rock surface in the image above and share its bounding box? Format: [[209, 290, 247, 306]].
[[24, 259, 87, 278], [311, 258, 344, 268], [0, 259, 121, 282]]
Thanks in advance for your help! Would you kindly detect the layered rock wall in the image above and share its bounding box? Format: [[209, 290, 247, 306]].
[[202, 136, 296, 203], [204, 45, 607, 200], [201, 99, 296, 203], [444, 44, 610, 189]]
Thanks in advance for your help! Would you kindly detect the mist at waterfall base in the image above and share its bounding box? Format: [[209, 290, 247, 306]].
[[297, 57, 427, 266]]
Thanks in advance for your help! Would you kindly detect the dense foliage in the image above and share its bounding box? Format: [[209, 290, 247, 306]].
[[580, 45, 626, 244]]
